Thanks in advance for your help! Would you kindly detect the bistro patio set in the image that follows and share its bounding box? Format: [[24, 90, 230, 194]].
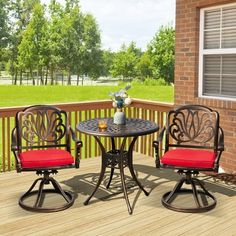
[[11, 104, 224, 214]]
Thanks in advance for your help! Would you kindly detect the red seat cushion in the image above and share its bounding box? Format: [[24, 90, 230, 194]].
[[161, 149, 217, 169], [19, 149, 74, 168]]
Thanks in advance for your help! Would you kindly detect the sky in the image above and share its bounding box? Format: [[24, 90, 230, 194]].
[[80, 0, 175, 51], [42, 0, 176, 51]]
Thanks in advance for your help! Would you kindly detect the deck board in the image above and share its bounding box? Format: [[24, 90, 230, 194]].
[[0, 154, 235, 236]]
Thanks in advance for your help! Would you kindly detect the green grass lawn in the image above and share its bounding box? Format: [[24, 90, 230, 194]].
[[0, 85, 174, 107]]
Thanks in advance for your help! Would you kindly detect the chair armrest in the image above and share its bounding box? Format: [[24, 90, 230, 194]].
[[153, 127, 166, 147], [11, 127, 22, 172], [218, 127, 224, 151], [213, 126, 224, 171], [69, 126, 83, 168], [69, 126, 83, 146], [153, 127, 166, 168], [11, 127, 18, 151]]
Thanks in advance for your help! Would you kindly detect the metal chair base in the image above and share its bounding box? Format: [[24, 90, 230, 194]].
[[19, 175, 74, 213], [162, 176, 217, 213]]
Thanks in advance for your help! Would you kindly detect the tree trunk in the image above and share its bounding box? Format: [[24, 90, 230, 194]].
[[30, 67, 35, 85], [67, 70, 71, 85], [13, 69, 17, 85], [20, 70, 23, 85], [81, 75, 84, 86], [40, 68, 44, 85], [27, 72, 29, 85], [77, 74, 79, 85], [36, 70, 39, 85], [45, 68, 48, 85], [50, 67, 54, 85], [11, 74, 14, 85]]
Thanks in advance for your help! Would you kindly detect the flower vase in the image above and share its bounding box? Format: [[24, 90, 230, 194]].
[[113, 108, 126, 125]]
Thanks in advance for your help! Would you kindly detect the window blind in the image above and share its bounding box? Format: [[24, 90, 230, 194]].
[[204, 6, 236, 49], [203, 55, 236, 97], [204, 9, 220, 49], [200, 4, 236, 99]]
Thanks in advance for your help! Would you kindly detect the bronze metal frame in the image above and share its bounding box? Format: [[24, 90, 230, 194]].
[[153, 104, 224, 213], [11, 105, 82, 212]]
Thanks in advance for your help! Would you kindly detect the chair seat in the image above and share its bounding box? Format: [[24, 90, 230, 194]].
[[161, 149, 216, 169], [19, 149, 74, 168]]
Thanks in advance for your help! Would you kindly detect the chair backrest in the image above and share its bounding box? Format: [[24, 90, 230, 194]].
[[15, 105, 70, 152], [165, 104, 220, 152]]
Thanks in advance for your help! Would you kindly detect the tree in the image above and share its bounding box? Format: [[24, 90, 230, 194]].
[[111, 42, 140, 81], [8, 0, 40, 84], [136, 52, 153, 80], [128, 41, 142, 58], [18, 2, 48, 85], [65, 0, 79, 12], [147, 26, 175, 83], [59, 5, 81, 85], [81, 13, 102, 82], [0, 0, 10, 73], [0, 0, 9, 56], [52, 0, 87, 85], [2, 0, 103, 85], [47, 0, 64, 85], [48, 1, 102, 85], [101, 49, 114, 77]]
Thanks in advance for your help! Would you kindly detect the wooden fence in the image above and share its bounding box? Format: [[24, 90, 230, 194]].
[[0, 99, 173, 172]]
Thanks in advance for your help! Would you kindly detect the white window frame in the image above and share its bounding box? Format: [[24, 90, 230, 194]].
[[199, 2, 236, 101]]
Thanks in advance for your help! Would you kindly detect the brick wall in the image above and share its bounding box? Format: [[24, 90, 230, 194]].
[[175, 0, 236, 173]]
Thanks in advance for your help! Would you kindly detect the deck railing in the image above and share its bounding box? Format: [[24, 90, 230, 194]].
[[0, 99, 173, 172]]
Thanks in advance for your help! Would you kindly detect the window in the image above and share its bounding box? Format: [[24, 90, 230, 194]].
[[199, 3, 236, 100]]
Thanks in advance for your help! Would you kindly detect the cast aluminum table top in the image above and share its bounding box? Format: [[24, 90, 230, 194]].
[[77, 118, 159, 137]]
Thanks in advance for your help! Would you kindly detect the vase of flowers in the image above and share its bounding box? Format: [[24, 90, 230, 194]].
[[109, 85, 132, 125]]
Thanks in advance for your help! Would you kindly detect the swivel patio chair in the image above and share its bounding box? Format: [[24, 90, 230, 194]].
[[11, 105, 82, 212], [153, 104, 224, 213]]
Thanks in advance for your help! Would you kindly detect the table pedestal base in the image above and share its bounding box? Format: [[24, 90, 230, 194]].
[[84, 136, 149, 215]]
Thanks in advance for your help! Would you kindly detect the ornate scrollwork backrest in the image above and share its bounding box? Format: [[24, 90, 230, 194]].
[[167, 105, 219, 148], [16, 105, 68, 147]]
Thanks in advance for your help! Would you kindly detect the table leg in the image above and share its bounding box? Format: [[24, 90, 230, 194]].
[[84, 136, 107, 205], [119, 137, 132, 214], [106, 137, 116, 189], [106, 167, 114, 189], [128, 136, 149, 196]]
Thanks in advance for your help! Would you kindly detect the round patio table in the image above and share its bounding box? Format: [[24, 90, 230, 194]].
[[77, 118, 159, 214]]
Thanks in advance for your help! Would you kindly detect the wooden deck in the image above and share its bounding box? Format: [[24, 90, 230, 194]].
[[0, 154, 235, 236]]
